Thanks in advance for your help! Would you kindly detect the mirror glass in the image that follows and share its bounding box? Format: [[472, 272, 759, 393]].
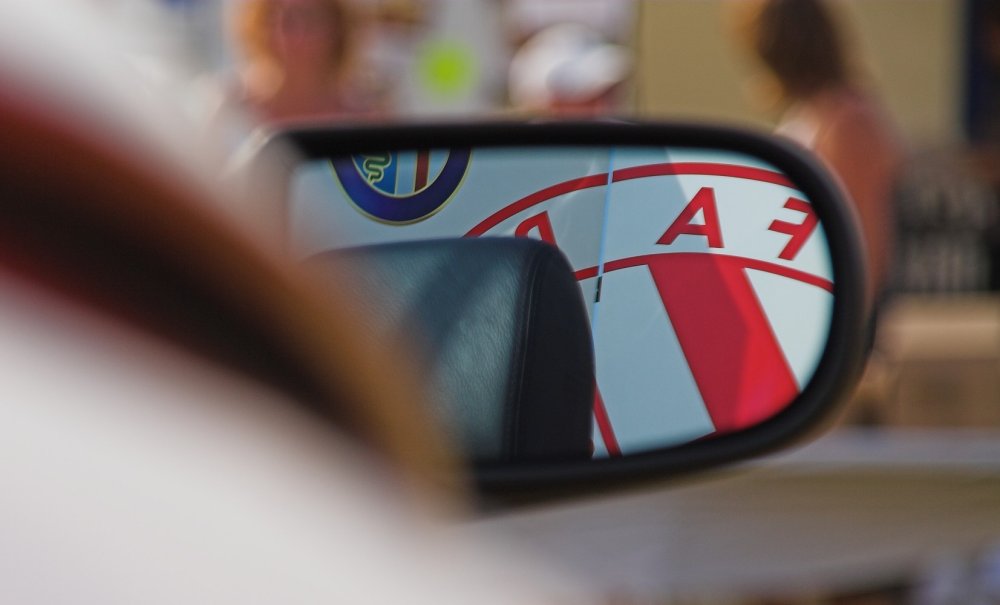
[[286, 146, 834, 457]]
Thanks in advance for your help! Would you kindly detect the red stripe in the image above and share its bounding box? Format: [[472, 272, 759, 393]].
[[592, 386, 621, 457], [645, 254, 799, 433], [613, 162, 795, 188], [593, 253, 833, 293], [464, 162, 796, 237], [414, 150, 430, 191]]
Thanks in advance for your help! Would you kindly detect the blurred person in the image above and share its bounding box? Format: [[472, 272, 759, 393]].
[[507, 23, 631, 117], [735, 0, 905, 303], [231, 0, 376, 124]]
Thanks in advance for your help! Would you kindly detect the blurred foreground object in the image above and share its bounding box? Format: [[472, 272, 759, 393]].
[[0, 1, 594, 601]]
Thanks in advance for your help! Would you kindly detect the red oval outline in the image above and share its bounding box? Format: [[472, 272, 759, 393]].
[[464, 162, 796, 236], [574, 253, 833, 293]]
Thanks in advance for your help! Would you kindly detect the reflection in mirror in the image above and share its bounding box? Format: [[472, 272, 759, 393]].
[[288, 146, 834, 460]]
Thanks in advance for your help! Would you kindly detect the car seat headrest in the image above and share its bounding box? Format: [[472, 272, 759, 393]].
[[310, 238, 595, 464]]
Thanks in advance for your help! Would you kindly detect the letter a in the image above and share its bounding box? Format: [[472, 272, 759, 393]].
[[514, 211, 557, 245], [657, 187, 724, 248]]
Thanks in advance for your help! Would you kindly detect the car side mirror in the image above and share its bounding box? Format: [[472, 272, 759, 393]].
[[249, 121, 869, 499]]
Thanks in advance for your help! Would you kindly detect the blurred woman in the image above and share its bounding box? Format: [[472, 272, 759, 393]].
[[738, 0, 904, 301], [233, 0, 371, 124]]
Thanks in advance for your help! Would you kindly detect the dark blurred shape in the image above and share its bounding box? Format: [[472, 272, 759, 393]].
[[892, 152, 997, 293], [960, 0, 1000, 290], [749, 0, 848, 101], [965, 0, 1000, 145]]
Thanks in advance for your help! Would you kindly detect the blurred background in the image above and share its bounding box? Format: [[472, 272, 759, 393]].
[[128, 0, 999, 442], [91, 0, 1000, 602]]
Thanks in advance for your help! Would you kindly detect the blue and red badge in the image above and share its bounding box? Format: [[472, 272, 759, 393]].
[[332, 149, 471, 224]]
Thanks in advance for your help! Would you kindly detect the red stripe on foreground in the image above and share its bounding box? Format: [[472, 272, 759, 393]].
[[464, 163, 796, 236], [592, 386, 622, 457], [645, 254, 800, 433]]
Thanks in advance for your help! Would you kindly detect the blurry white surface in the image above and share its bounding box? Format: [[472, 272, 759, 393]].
[[508, 23, 631, 108], [474, 427, 1000, 599], [0, 2, 594, 601], [0, 267, 594, 604]]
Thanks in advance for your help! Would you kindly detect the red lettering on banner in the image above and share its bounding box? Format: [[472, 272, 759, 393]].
[[514, 211, 558, 245], [657, 187, 725, 248], [768, 197, 817, 261]]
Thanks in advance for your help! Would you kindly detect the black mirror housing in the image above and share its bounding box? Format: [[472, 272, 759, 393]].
[[251, 120, 869, 500]]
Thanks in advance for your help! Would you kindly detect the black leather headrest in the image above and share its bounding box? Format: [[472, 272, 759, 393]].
[[309, 238, 594, 464]]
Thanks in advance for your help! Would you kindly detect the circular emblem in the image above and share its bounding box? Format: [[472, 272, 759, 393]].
[[332, 149, 471, 224]]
